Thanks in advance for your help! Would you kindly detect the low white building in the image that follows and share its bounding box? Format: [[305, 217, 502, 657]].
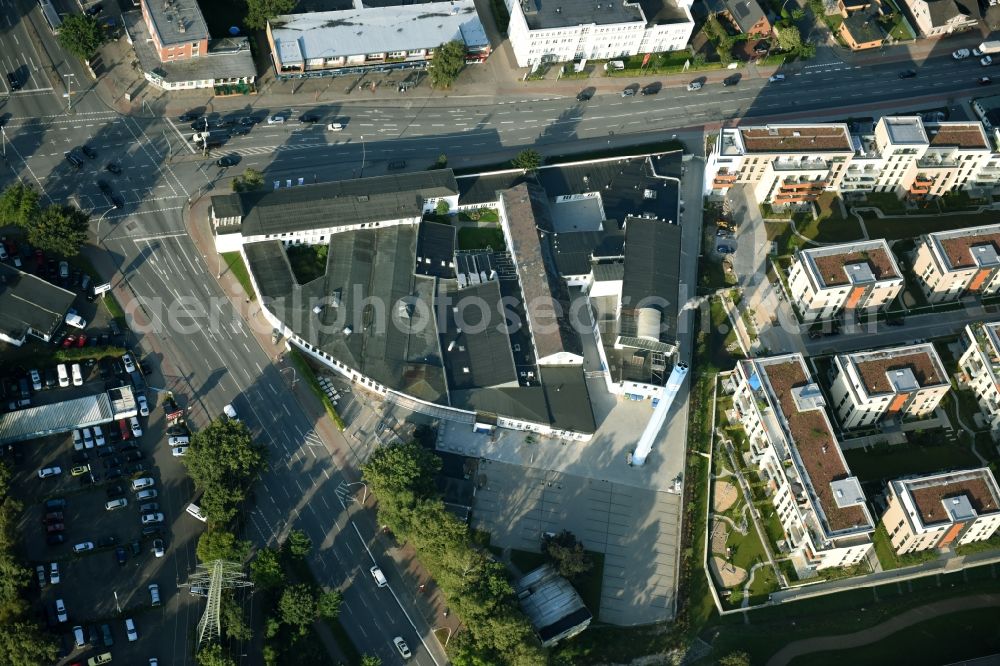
[[829, 344, 949, 430], [506, 0, 694, 68], [958, 321, 1000, 435], [787, 240, 903, 322], [732, 354, 875, 574]]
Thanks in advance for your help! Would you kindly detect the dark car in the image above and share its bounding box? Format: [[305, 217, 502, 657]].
[[103, 457, 122, 469], [84, 3, 103, 16], [111, 195, 124, 209], [71, 452, 89, 464], [899, 69, 917, 78], [105, 485, 125, 498], [576, 87, 595, 102], [139, 360, 153, 376], [97, 536, 117, 548], [42, 511, 64, 523], [723, 74, 742, 86], [128, 463, 150, 476], [97, 180, 113, 197], [106, 468, 124, 480], [299, 114, 320, 123], [65, 152, 83, 169], [141, 525, 165, 537], [105, 163, 121, 174], [129, 539, 141, 556], [239, 116, 258, 126], [119, 441, 140, 452], [46, 534, 66, 546], [123, 450, 143, 462], [101, 623, 113, 647], [229, 126, 250, 136], [98, 446, 116, 458], [178, 112, 199, 122], [115, 546, 127, 565], [216, 155, 239, 167], [387, 160, 407, 170], [640, 82, 661, 96], [45, 498, 67, 511], [7, 72, 20, 91], [167, 425, 188, 436], [81, 145, 97, 159]]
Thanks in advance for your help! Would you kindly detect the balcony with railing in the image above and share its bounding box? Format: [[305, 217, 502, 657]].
[[772, 159, 831, 172], [712, 170, 738, 189]]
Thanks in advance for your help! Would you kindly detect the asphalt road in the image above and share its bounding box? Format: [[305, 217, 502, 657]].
[[0, 6, 995, 662]]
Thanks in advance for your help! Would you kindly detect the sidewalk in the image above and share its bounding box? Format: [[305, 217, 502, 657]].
[[184, 193, 462, 663]]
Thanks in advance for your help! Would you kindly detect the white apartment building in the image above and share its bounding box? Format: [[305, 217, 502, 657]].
[[958, 321, 1000, 435], [786, 240, 903, 322], [829, 344, 949, 430], [912, 224, 1000, 303], [506, 0, 694, 68], [706, 116, 1000, 204], [882, 468, 1000, 554], [731, 354, 875, 573]]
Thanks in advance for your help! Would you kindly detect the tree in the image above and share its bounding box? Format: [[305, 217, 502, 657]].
[[278, 584, 318, 634], [284, 529, 312, 560], [435, 200, 451, 217], [245, 0, 297, 30], [196, 529, 251, 564], [0, 184, 40, 229], [233, 168, 265, 193], [0, 621, 58, 666], [429, 40, 466, 88], [362, 441, 441, 501], [317, 590, 343, 620], [25, 205, 89, 257], [196, 642, 236, 666], [183, 418, 267, 524], [360, 656, 382, 666], [432, 154, 448, 170], [510, 149, 542, 172], [541, 530, 593, 580], [250, 548, 285, 590], [221, 594, 252, 641], [58, 14, 105, 60], [718, 652, 751, 666], [775, 24, 804, 52]]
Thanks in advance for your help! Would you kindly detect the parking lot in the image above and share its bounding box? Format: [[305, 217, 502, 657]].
[[3, 340, 209, 664]]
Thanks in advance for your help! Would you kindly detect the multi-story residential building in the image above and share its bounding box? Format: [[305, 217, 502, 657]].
[[506, 0, 694, 69], [912, 223, 1000, 302], [706, 123, 856, 204], [266, 0, 491, 78], [124, 0, 255, 91], [732, 354, 876, 573], [882, 468, 1000, 554], [786, 240, 903, 321], [899, 0, 980, 37], [706, 116, 999, 203], [829, 344, 949, 429], [958, 321, 1000, 434]]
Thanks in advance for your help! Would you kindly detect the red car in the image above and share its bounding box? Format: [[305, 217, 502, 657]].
[[42, 512, 64, 523], [34, 249, 44, 270], [4, 239, 17, 256], [62, 335, 76, 348], [76, 334, 87, 347], [118, 419, 131, 440], [45, 523, 65, 533]]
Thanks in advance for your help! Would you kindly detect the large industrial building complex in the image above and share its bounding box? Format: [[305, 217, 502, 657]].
[[209, 154, 685, 441]]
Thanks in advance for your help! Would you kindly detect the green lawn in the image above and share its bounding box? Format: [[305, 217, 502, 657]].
[[221, 251, 256, 301], [862, 211, 1000, 241], [789, 608, 1000, 666], [457, 227, 505, 251], [100, 292, 126, 326], [956, 532, 1000, 556], [457, 208, 500, 223], [746, 566, 779, 605], [856, 192, 907, 214], [795, 194, 865, 243], [285, 244, 329, 285], [725, 522, 767, 573], [844, 439, 981, 484]]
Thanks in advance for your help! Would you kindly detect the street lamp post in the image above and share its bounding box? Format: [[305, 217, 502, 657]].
[[280, 366, 298, 388], [63, 74, 75, 112], [360, 135, 365, 178]]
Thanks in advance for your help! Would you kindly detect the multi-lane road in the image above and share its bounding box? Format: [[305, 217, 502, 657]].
[[0, 3, 995, 663]]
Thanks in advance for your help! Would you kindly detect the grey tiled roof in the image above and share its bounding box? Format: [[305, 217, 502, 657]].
[[0, 263, 75, 343]]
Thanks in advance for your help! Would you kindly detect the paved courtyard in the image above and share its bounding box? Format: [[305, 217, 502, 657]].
[[472, 460, 682, 625]]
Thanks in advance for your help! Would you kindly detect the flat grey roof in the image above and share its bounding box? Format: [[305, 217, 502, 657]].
[[125, 13, 255, 84], [416, 221, 457, 278], [501, 184, 581, 361], [883, 117, 928, 145], [0, 263, 76, 343], [550, 228, 625, 277], [269, 0, 488, 66], [620, 217, 681, 344], [229, 170, 458, 237], [519, 0, 643, 30], [438, 280, 519, 390], [540, 365, 596, 434], [0, 393, 114, 445], [143, 0, 209, 45]]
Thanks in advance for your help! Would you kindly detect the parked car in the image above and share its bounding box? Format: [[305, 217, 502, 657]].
[[50, 562, 60, 584], [97, 536, 117, 548], [125, 618, 138, 642], [136, 489, 158, 501], [768, 74, 785, 82], [140, 512, 165, 525], [122, 353, 136, 373], [394, 637, 412, 659], [172, 447, 188, 457], [36, 564, 46, 587], [982, 56, 994, 67], [81, 145, 97, 159], [105, 162, 122, 174], [131, 477, 154, 491], [73, 542, 95, 553], [115, 546, 127, 566], [137, 395, 149, 417], [152, 539, 165, 558], [55, 598, 68, 623], [899, 69, 917, 78], [101, 622, 113, 647], [37, 466, 62, 479], [953, 48, 971, 59], [47, 534, 66, 546], [129, 416, 142, 438]]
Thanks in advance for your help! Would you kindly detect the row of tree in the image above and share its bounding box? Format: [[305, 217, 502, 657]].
[[0, 462, 58, 666], [0, 184, 90, 257], [362, 442, 547, 666]]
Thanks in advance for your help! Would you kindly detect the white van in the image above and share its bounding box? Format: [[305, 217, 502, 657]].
[[185, 503, 207, 523], [57, 364, 69, 387], [105, 497, 128, 511], [604, 60, 625, 71], [266, 115, 285, 125], [326, 122, 344, 131], [370, 565, 388, 587], [71, 364, 83, 386], [168, 436, 190, 447]]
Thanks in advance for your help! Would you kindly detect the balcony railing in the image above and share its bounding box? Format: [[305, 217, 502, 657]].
[[773, 160, 830, 171]]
